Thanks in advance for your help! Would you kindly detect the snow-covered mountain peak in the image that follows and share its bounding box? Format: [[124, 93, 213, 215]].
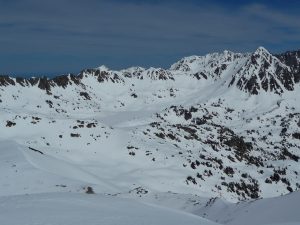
[[255, 46, 269, 53], [223, 50, 232, 54], [122, 66, 145, 73], [251, 46, 278, 65], [228, 46, 296, 95], [95, 65, 110, 71], [170, 51, 248, 81]]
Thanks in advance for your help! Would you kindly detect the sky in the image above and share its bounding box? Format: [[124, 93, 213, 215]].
[[0, 0, 300, 76]]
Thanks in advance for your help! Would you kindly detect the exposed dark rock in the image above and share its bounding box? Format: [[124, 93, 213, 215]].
[[224, 135, 253, 155], [86, 123, 96, 128], [6, 121, 16, 127], [0, 75, 15, 86], [129, 187, 148, 195], [28, 147, 44, 155], [52, 75, 70, 88], [226, 178, 260, 199], [16, 77, 28, 86], [186, 176, 197, 185], [155, 133, 165, 139], [70, 133, 81, 137], [38, 77, 52, 94], [166, 133, 176, 140], [270, 173, 280, 182], [292, 132, 300, 139], [184, 111, 192, 120], [146, 68, 174, 80], [276, 50, 300, 84], [214, 64, 227, 76], [281, 148, 299, 162], [265, 178, 272, 184], [177, 125, 197, 134], [131, 93, 138, 98], [80, 92, 91, 100], [192, 117, 206, 125], [281, 177, 290, 186], [287, 186, 293, 192], [191, 162, 197, 169], [45, 100, 53, 108], [96, 70, 110, 82], [224, 167, 234, 176], [85, 186, 95, 194], [193, 72, 208, 80]]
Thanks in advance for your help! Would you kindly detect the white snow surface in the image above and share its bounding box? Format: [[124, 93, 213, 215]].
[[194, 191, 300, 225], [0, 192, 218, 225]]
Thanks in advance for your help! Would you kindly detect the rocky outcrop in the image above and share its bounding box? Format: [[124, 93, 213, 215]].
[[276, 50, 300, 83]]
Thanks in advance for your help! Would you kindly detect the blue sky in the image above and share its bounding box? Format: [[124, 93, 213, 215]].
[[0, 0, 300, 76]]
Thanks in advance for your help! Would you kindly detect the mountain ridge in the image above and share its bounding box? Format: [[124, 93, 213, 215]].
[[1, 46, 300, 96]]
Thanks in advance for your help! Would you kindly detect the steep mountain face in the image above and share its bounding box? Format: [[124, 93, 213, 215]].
[[0, 47, 300, 203], [229, 47, 295, 94], [276, 50, 300, 83]]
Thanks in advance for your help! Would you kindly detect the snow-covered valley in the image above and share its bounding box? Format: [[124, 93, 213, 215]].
[[0, 47, 300, 224]]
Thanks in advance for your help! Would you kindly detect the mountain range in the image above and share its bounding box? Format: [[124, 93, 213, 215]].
[[1, 46, 300, 224]]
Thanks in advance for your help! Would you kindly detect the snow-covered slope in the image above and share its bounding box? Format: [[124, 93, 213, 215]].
[[194, 190, 300, 225], [0, 46, 300, 224], [170, 50, 248, 80], [0, 192, 219, 225]]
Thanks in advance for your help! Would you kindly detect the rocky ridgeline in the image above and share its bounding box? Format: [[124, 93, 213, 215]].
[[1, 47, 300, 96]]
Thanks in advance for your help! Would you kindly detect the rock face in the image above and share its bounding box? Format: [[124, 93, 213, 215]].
[[276, 50, 300, 83], [0, 75, 15, 86]]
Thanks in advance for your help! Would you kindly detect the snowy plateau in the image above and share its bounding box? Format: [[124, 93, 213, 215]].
[[0, 46, 300, 225]]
